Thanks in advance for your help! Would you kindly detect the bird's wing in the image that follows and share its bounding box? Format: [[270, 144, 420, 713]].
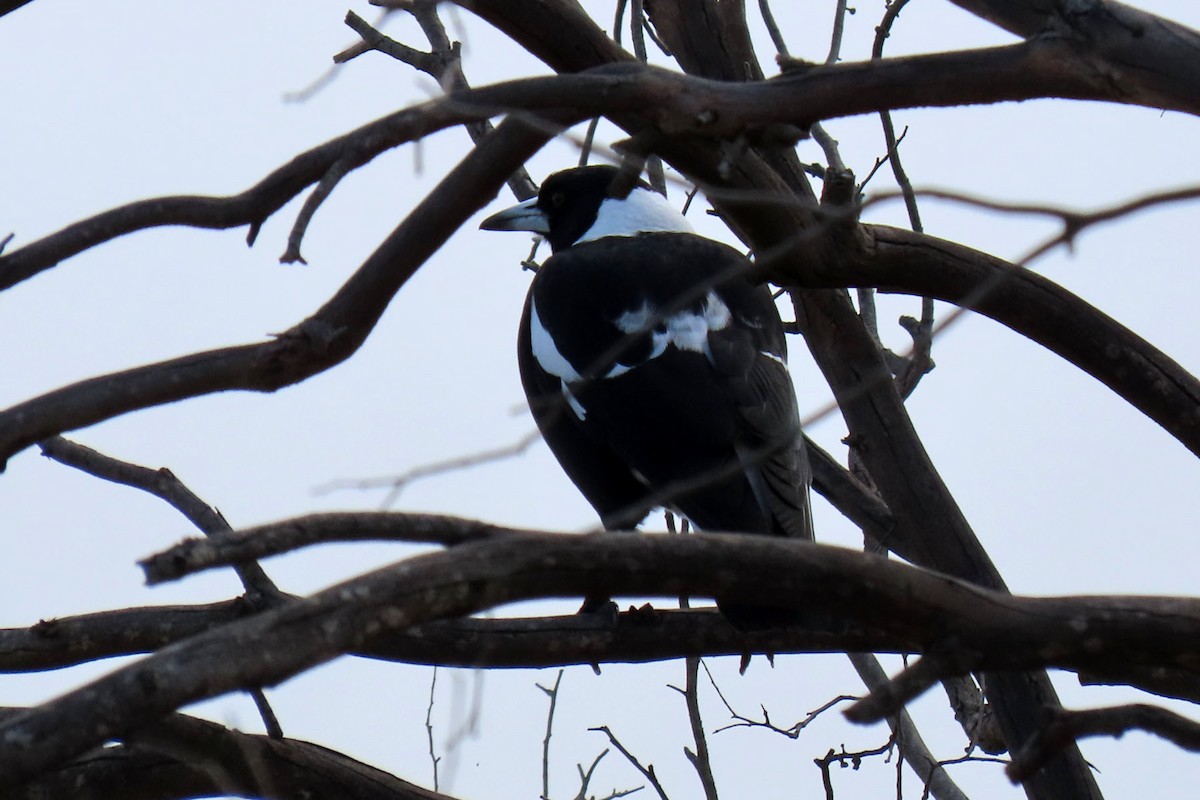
[[517, 293, 655, 530], [703, 270, 814, 541], [526, 233, 812, 539]]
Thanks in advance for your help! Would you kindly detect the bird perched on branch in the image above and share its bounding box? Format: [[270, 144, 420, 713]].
[[481, 164, 812, 628]]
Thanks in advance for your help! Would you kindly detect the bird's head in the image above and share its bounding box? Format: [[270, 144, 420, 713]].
[[480, 164, 693, 252]]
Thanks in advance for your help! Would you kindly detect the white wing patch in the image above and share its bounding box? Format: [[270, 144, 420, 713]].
[[529, 304, 589, 420], [576, 186, 694, 244], [613, 291, 732, 368], [533, 289, 738, 411], [530, 300, 582, 381]]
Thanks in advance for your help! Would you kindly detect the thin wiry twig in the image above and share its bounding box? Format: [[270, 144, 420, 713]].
[[700, 660, 858, 738], [341, 7, 536, 200], [859, 182, 1200, 262], [314, 429, 541, 508], [866, 21, 918, 223], [640, 16, 671, 56], [626, 0, 666, 195], [869, 0, 934, 397], [852, 180, 1200, 365], [807, 0, 854, 173], [814, 737, 897, 800], [572, 749, 607, 800], [921, 754, 1008, 800], [538, 669, 565, 800], [572, 750, 643, 800], [426, 667, 441, 791], [598, 0, 628, 173], [847, 652, 971, 800], [857, 126, 908, 192], [589, 726, 671, 800], [283, 9, 391, 102], [825, 0, 852, 64]]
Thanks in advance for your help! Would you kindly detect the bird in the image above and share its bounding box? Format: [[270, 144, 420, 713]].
[[480, 164, 813, 628]]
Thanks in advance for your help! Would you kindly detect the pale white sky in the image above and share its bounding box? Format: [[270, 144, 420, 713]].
[[3, 2, 1200, 798]]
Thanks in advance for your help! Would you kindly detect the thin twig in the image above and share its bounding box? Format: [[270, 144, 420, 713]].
[[537, 669, 565, 800], [921, 754, 1008, 800], [284, 9, 391, 102], [580, 117, 601, 166], [35, 436, 284, 738], [757, 0, 790, 58], [280, 157, 352, 264], [313, 429, 541, 507], [813, 737, 897, 800], [573, 750, 643, 800], [848, 653, 971, 800], [700, 660, 858, 738], [869, 0, 934, 397], [629, 0, 648, 62], [627, 0, 666, 195], [681, 658, 717, 800], [825, 0, 851, 64], [589, 726, 670, 800], [249, 688, 283, 739], [37, 437, 278, 599], [342, 8, 536, 200], [613, 0, 628, 46], [426, 667, 441, 791], [856, 126, 907, 192]]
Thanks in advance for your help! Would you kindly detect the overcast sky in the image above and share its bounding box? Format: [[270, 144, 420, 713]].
[[3, 2, 1200, 798]]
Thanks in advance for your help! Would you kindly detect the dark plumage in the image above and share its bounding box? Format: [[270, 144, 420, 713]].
[[481, 165, 812, 627]]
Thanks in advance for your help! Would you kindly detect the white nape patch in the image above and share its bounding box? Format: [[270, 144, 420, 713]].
[[612, 291, 732, 369], [530, 301, 581, 381], [576, 186, 694, 244]]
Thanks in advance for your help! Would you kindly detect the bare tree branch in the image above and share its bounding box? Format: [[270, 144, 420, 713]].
[[0, 113, 563, 470], [6, 530, 1200, 789], [590, 725, 670, 800], [946, 0, 1200, 116], [4, 711, 455, 800], [1008, 704, 1200, 782], [847, 653, 970, 800], [836, 221, 1200, 461], [38, 436, 279, 598]]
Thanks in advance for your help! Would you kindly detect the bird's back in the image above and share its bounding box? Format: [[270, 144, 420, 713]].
[[520, 232, 812, 542]]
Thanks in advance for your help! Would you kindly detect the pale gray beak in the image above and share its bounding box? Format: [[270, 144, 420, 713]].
[[479, 197, 550, 234]]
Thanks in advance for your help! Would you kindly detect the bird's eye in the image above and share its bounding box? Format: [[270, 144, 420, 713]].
[[551, 192, 566, 208]]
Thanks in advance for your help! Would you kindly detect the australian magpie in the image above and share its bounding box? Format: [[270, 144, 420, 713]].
[[481, 165, 813, 627]]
